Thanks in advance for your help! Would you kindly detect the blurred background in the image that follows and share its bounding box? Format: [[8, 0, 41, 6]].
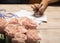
[[0, 0, 38, 4], [0, 0, 60, 6]]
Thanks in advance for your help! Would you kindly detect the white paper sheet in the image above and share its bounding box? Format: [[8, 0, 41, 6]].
[[14, 10, 47, 24]]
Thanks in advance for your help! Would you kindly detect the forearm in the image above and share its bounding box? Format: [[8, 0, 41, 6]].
[[39, 0, 49, 9], [42, 0, 59, 4], [48, 0, 59, 4]]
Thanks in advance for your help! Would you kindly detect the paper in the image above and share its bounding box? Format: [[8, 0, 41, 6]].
[[14, 10, 47, 24]]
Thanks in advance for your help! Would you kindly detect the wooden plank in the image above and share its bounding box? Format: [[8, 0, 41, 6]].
[[0, 5, 60, 43]]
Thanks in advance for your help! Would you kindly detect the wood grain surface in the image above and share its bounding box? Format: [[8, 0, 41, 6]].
[[0, 4, 60, 43]]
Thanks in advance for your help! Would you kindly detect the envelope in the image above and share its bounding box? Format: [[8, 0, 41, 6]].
[[14, 10, 47, 24]]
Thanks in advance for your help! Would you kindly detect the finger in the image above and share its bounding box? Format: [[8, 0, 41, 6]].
[[39, 3, 43, 7], [31, 4, 40, 11], [31, 5, 36, 10], [39, 3, 48, 13], [39, 5, 46, 14], [31, 5, 35, 9], [34, 4, 39, 9]]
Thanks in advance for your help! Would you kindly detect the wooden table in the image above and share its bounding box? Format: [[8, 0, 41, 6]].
[[0, 4, 60, 43]]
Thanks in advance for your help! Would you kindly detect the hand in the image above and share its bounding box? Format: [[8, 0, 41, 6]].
[[31, 1, 48, 17]]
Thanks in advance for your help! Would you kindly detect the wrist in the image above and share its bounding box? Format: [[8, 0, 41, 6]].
[[41, 0, 49, 5]]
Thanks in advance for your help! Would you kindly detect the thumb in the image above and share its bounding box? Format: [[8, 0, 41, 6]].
[[31, 5, 36, 11]]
